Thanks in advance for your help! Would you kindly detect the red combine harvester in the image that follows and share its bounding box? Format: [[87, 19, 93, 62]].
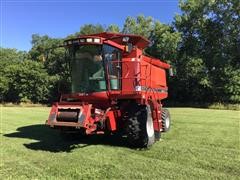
[[46, 32, 172, 148]]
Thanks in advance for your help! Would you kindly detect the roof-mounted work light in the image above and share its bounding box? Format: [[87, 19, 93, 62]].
[[86, 38, 93, 43], [122, 36, 130, 42]]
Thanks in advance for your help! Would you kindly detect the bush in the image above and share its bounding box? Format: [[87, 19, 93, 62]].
[[1, 60, 56, 103]]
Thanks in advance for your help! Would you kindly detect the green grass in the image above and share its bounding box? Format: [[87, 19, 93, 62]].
[[0, 107, 239, 179]]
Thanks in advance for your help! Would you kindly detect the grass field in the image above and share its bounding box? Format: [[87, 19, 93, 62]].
[[0, 107, 239, 179]]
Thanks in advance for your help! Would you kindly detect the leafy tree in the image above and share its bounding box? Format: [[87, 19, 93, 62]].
[[0, 48, 28, 101], [28, 34, 67, 76], [174, 0, 240, 103], [106, 24, 120, 33], [122, 15, 181, 61], [78, 24, 105, 35], [146, 21, 181, 62], [217, 66, 240, 103], [122, 15, 154, 38], [0, 47, 27, 62], [0, 70, 9, 101], [28, 35, 69, 102], [29, 34, 63, 61], [3, 60, 55, 103]]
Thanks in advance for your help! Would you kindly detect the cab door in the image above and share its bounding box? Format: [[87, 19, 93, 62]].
[[103, 45, 122, 90]]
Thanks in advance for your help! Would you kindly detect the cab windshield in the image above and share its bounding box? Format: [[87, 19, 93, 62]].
[[69, 44, 121, 93], [70, 45, 105, 93]]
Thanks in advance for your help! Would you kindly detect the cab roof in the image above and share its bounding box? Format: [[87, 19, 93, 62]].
[[78, 32, 150, 49]]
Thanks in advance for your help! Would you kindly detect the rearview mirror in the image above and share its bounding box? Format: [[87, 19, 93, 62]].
[[169, 68, 174, 77]]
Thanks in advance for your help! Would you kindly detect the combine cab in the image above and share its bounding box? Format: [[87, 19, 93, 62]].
[[46, 32, 172, 147]]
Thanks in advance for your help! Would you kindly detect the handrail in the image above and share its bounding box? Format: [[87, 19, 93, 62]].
[[106, 60, 152, 92], [106, 60, 149, 80]]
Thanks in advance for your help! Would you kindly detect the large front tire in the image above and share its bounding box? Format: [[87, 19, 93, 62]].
[[126, 104, 155, 148]]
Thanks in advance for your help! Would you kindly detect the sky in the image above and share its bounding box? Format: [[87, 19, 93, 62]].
[[1, 0, 180, 51]]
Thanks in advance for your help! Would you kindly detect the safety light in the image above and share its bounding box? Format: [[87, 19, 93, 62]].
[[122, 36, 129, 42], [86, 38, 93, 43], [94, 38, 100, 43]]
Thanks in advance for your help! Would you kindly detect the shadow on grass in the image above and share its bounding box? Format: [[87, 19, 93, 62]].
[[4, 124, 128, 153]]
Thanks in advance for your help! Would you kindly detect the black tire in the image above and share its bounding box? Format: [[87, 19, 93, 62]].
[[125, 104, 155, 148], [162, 109, 171, 132]]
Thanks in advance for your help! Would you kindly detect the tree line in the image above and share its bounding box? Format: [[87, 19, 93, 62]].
[[0, 0, 239, 104]]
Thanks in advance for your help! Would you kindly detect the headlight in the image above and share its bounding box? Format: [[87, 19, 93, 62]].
[[86, 38, 93, 43], [94, 38, 100, 43]]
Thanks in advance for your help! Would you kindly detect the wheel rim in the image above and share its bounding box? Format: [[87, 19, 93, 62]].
[[146, 118, 154, 137], [146, 106, 154, 137], [165, 116, 170, 129]]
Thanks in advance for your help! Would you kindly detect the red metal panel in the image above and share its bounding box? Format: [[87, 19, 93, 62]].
[[106, 111, 117, 131], [121, 59, 139, 92], [151, 66, 167, 87]]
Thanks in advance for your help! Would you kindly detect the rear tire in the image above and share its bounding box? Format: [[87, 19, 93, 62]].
[[162, 109, 171, 132], [126, 104, 155, 148]]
